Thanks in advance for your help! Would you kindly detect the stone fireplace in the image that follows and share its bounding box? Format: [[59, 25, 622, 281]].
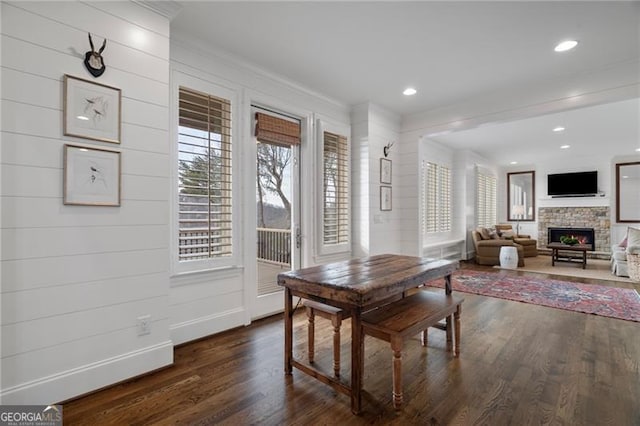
[[538, 207, 610, 253]]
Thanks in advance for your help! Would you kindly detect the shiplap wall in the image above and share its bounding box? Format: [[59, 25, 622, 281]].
[[0, 1, 172, 403], [350, 103, 402, 257], [351, 104, 370, 258]]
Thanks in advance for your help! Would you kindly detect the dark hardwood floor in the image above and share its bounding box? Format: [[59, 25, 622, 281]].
[[62, 262, 640, 425]]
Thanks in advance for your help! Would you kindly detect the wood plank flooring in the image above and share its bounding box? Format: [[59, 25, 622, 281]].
[[62, 262, 640, 425]]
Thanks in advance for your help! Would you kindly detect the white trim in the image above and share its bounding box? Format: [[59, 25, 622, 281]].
[[170, 308, 246, 345], [0, 341, 173, 405]]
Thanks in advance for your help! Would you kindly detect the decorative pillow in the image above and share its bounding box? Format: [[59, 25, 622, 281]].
[[619, 228, 629, 248], [501, 230, 515, 240], [626, 227, 640, 253], [489, 230, 500, 239], [477, 227, 491, 240]]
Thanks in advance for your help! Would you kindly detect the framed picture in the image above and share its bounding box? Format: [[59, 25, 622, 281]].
[[380, 185, 392, 211], [64, 144, 121, 206], [380, 158, 392, 184], [64, 74, 121, 144]]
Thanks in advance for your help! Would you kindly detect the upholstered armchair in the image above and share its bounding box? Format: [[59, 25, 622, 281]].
[[472, 229, 524, 267], [495, 224, 538, 257]]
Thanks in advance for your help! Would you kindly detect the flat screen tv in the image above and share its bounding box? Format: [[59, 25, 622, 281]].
[[547, 171, 598, 197]]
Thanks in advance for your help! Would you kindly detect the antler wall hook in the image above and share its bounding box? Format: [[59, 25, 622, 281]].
[[383, 141, 395, 157], [84, 33, 107, 78]]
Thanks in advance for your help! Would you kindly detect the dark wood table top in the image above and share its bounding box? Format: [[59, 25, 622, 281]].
[[277, 254, 458, 307]]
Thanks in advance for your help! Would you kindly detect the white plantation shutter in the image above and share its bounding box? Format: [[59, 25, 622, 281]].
[[323, 131, 349, 246], [476, 169, 496, 228], [439, 165, 451, 231], [423, 161, 451, 234], [177, 86, 233, 262]]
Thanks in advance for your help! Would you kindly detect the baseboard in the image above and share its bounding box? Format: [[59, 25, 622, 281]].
[[1, 341, 173, 405], [170, 307, 246, 346]]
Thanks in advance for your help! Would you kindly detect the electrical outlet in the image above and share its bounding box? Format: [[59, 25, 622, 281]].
[[137, 315, 151, 336]]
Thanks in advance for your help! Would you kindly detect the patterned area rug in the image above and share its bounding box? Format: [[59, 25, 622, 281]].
[[427, 270, 640, 322]]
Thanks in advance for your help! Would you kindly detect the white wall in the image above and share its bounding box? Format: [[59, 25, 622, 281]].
[[1, 2, 172, 403], [168, 32, 351, 343]]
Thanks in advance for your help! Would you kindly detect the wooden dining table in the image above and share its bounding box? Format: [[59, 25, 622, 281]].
[[277, 254, 459, 414]]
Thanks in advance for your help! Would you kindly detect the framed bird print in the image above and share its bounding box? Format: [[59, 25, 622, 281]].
[[63, 75, 121, 144], [63, 144, 121, 206]]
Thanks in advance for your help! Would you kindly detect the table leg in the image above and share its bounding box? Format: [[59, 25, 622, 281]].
[[284, 288, 293, 375], [445, 274, 452, 295], [351, 308, 363, 414], [583, 251, 586, 269], [552, 249, 556, 266]]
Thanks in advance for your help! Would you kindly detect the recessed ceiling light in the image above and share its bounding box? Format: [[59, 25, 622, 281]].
[[636, 148, 640, 152], [403, 88, 417, 96], [77, 115, 89, 121], [554, 40, 578, 52], [560, 145, 570, 149], [622, 175, 629, 179], [553, 126, 565, 132], [510, 161, 518, 165]]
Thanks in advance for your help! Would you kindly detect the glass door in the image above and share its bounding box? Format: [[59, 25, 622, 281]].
[[252, 107, 301, 318]]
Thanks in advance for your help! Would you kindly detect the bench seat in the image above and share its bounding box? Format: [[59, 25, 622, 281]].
[[362, 290, 464, 409]]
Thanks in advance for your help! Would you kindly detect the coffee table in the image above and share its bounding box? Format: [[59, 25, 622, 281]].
[[547, 242, 591, 269]]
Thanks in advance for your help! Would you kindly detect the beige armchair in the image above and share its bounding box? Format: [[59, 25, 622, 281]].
[[472, 229, 524, 267], [495, 224, 538, 257]]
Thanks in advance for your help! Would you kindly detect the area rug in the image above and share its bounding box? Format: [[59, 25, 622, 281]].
[[493, 255, 633, 283], [427, 270, 640, 322]]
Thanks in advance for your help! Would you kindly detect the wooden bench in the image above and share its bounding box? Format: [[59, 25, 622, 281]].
[[362, 290, 464, 409], [304, 300, 350, 377]]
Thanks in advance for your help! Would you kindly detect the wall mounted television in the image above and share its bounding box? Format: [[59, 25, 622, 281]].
[[547, 171, 598, 197]]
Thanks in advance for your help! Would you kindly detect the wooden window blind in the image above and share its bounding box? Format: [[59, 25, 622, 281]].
[[177, 86, 232, 261], [323, 131, 349, 245], [423, 161, 451, 234], [476, 170, 497, 228], [255, 112, 300, 147]]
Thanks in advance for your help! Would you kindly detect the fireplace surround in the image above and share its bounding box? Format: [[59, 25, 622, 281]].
[[538, 206, 610, 254]]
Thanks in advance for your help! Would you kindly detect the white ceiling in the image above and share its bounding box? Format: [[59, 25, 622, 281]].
[[171, 1, 640, 165]]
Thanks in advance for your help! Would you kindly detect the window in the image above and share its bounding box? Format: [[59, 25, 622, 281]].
[[476, 168, 497, 228], [320, 124, 351, 253], [422, 161, 451, 234], [177, 86, 233, 264]]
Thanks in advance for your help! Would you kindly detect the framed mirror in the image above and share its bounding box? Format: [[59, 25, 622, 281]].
[[507, 171, 535, 221], [616, 161, 640, 223]]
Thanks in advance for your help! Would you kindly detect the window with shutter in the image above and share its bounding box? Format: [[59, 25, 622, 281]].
[[322, 130, 349, 247], [476, 169, 497, 228], [422, 161, 451, 235], [177, 86, 233, 263]]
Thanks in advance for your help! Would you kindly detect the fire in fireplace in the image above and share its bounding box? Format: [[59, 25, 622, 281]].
[[548, 227, 595, 250]]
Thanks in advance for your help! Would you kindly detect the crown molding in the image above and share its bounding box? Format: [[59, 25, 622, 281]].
[[133, 1, 182, 20]]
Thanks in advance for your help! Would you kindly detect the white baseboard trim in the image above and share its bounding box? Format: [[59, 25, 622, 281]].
[[1, 341, 174, 405], [170, 307, 246, 346]]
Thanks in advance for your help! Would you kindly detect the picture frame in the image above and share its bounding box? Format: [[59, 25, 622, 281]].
[[63, 144, 121, 206], [380, 185, 392, 211], [64, 74, 121, 144], [380, 158, 392, 184]]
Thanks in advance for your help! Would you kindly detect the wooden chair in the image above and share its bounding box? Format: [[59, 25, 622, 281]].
[[304, 300, 350, 377], [362, 290, 464, 409]]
